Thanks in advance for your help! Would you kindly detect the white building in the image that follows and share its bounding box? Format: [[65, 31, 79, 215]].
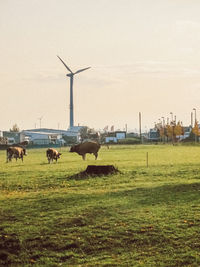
[[20, 130, 65, 145], [20, 127, 86, 145], [105, 131, 126, 143]]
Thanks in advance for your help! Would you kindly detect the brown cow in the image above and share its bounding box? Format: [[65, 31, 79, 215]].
[[46, 148, 62, 163], [70, 141, 101, 160], [6, 146, 27, 163]]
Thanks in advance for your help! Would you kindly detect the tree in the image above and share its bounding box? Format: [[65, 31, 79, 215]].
[[166, 124, 173, 140], [174, 121, 184, 140], [79, 126, 89, 141], [192, 121, 200, 136], [159, 126, 165, 138], [192, 121, 200, 142], [10, 124, 20, 132], [166, 122, 177, 143]]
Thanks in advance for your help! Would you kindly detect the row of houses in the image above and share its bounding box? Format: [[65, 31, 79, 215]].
[[1, 124, 195, 146], [0, 127, 127, 147]]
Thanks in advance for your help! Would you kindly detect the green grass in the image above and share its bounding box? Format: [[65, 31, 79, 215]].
[[1, 144, 200, 266]]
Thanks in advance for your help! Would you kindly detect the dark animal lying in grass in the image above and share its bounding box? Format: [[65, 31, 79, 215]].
[[70, 141, 101, 160], [46, 148, 62, 164], [6, 146, 27, 163]]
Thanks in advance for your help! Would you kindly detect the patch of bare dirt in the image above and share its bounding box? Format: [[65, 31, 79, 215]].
[[69, 165, 119, 179]]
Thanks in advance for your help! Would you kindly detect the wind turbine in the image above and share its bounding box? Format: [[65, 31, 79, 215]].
[[38, 116, 43, 129], [57, 55, 91, 129]]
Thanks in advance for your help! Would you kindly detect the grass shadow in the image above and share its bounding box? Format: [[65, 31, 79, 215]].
[[107, 182, 200, 206]]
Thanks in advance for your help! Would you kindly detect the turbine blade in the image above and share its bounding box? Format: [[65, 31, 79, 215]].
[[57, 55, 73, 73], [74, 67, 91, 75]]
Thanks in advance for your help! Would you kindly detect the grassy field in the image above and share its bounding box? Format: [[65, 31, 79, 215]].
[[0, 144, 200, 266]]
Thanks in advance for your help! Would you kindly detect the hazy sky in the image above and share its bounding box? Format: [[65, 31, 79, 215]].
[[1, 0, 200, 131]]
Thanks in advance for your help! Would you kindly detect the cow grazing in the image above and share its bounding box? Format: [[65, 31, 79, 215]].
[[6, 146, 27, 163], [46, 148, 62, 164], [70, 141, 101, 160]]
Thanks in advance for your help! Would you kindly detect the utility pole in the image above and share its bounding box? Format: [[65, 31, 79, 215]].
[[193, 108, 197, 123], [139, 112, 142, 143], [191, 112, 193, 127], [170, 112, 173, 122], [125, 124, 127, 133], [193, 108, 197, 143], [161, 117, 165, 143]]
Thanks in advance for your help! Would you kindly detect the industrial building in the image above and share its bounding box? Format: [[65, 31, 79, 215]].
[[20, 126, 84, 146]]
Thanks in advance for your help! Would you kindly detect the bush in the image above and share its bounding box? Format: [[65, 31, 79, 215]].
[[63, 136, 77, 145], [117, 138, 140, 144]]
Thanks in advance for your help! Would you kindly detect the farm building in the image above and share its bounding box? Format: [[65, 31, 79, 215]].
[[105, 131, 126, 143]]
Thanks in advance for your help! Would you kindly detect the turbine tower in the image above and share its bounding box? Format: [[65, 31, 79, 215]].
[[57, 55, 91, 129]]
